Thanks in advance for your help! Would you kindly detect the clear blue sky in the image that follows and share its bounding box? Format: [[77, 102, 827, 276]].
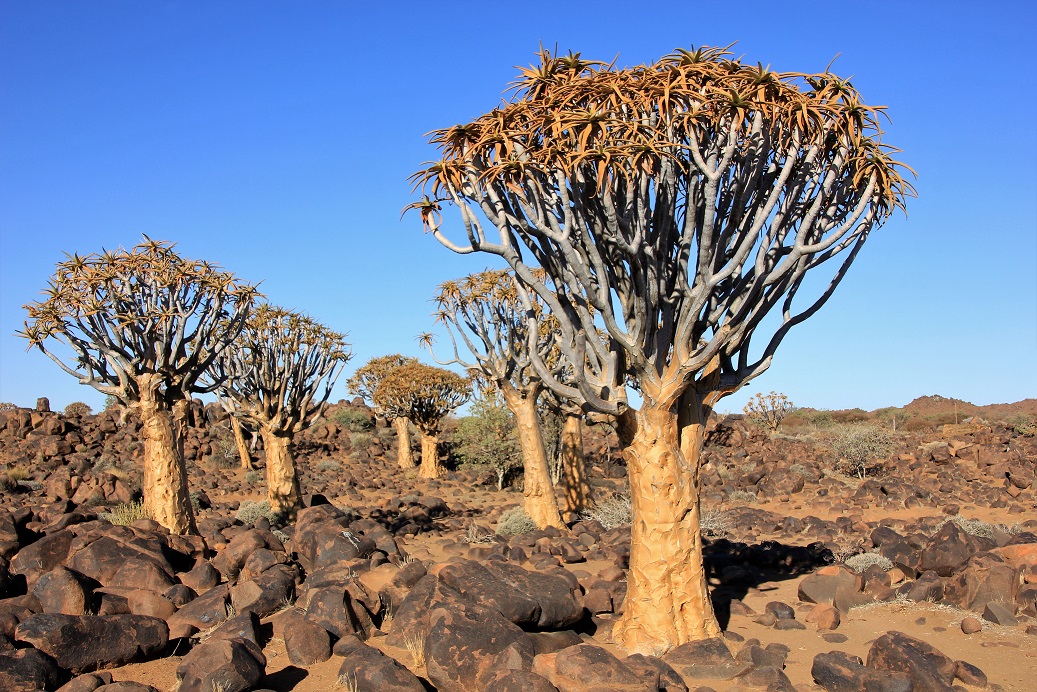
[[1, 1, 1035, 415]]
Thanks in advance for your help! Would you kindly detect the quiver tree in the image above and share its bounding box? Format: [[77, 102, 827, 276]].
[[743, 391, 794, 433], [409, 45, 912, 654], [427, 269, 565, 528], [372, 362, 471, 479], [346, 354, 420, 469], [539, 387, 593, 514], [210, 304, 351, 520], [19, 238, 258, 534]]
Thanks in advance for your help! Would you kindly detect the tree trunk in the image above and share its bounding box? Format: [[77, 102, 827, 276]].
[[502, 388, 564, 530], [394, 417, 415, 469], [138, 395, 197, 535], [418, 432, 440, 479], [261, 427, 301, 520], [559, 413, 591, 513], [612, 398, 720, 655], [231, 417, 253, 470]]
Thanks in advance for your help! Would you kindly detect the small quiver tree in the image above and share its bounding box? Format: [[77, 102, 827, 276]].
[[19, 238, 258, 534], [372, 362, 471, 479], [428, 269, 565, 528], [409, 45, 912, 653], [452, 392, 522, 490], [211, 305, 351, 520], [743, 392, 795, 433], [346, 354, 420, 469]]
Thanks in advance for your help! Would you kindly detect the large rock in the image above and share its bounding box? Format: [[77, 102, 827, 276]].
[[867, 631, 956, 691], [305, 584, 374, 640], [424, 601, 535, 692], [34, 566, 91, 615], [175, 637, 265, 692], [14, 613, 168, 674], [919, 523, 976, 577], [10, 529, 75, 588], [65, 534, 174, 588], [283, 611, 332, 666], [334, 634, 425, 691], [533, 644, 654, 691], [0, 648, 63, 691], [663, 637, 751, 680], [165, 584, 230, 639], [944, 552, 1020, 612], [623, 653, 688, 692], [229, 563, 296, 617], [292, 505, 374, 573], [811, 650, 911, 692]]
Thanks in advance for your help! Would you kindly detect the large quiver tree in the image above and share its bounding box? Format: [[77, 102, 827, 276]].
[[409, 45, 912, 654], [212, 305, 351, 520], [19, 238, 258, 534], [428, 269, 565, 528], [372, 363, 471, 479], [346, 354, 420, 469]]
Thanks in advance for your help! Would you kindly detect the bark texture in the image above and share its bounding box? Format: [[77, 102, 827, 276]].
[[559, 413, 591, 513], [394, 417, 415, 469], [418, 432, 441, 479], [612, 401, 720, 655], [138, 395, 197, 535], [503, 388, 565, 530], [262, 428, 301, 520]]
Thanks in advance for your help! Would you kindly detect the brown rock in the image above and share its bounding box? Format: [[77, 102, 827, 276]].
[[954, 659, 987, 687], [14, 613, 168, 674], [283, 612, 332, 666], [0, 648, 63, 691], [534, 643, 653, 691], [805, 603, 841, 630], [334, 634, 425, 691], [960, 616, 982, 634], [175, 637, 265, 692], [33, 566, 91, 615], [867, 630, 956, 691], [812, 650, 911, 692], [663, 637, 751, 680]]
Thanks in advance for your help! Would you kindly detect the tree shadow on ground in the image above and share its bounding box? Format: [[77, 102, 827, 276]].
[[703, 537, 834, 630]]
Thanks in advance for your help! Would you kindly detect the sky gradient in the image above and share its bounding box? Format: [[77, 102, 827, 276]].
[[1, 1, 1035, 414]]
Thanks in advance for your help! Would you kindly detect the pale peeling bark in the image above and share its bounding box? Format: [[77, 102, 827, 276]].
[[559, 413, 592, 513], [262, 428, 301, 520], [138, 395, 197, 535], [231, 417, 253, 470], [418, 432, 441, 479], [394, 417, 415, 469], [502, 388, 565, 530], [612, 401, 720, 656]]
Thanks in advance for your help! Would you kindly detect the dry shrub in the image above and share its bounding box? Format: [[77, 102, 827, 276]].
[[496, 507, 538, 536], [63, 401, 93, 417], [101, 500, 150, 526], [828, 423, 897, 478], [580, 493, 631, 530], [743, 392, 795, 432]]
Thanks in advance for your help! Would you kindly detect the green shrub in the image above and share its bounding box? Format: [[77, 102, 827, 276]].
[[580, 493, 631, 530], [101, 500, 150, 526], [829, 423, 897, 478], [333, 408, 375, 432], [496, 507, 538, 536], [63, 401, 92, 417], [208, 425, 239, 469], [452, 395, 522, 490]]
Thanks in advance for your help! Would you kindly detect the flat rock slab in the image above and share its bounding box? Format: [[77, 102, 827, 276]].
[[14, 613, 168, 674]]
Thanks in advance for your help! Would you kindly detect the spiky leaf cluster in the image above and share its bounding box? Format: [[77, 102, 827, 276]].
[[20, 238, 259, 404], [408, 45, 914, 412], [346, 354, 419, 417], [212, 304, 351, 435], [372, 362, 471, 434]]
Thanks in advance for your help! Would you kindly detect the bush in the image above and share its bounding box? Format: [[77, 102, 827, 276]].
[[743, 392, 794, 432], [700, 509, 730, 538], [580, 493, 632, 530], [349, 432, 374, 452], [939, 515, 1020, 539], [496, 507, 538, 536], [829, 423, 897, 478], [316, 460, 342, 472], [728, 489, 758, 504], [452, 395, 522, 490], [63, 401, 92, 417], [333, 407, 375, 432], [236, 500, 279, 525], [244, 470, 263, 484], [101, 500, 150, 526], [844, 551, 893, 573]]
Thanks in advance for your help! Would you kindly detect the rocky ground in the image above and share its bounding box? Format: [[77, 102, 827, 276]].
[[0, 396, 1034, 691]]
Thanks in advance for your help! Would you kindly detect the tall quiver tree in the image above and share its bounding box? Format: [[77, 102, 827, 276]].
[[428, 269, 565, 529], [347, 355, 420, 469], [409, 46, 912, 654], [372, 363, 470, 479], [20, 238, 258, 534], [211, 305, 351, 520]]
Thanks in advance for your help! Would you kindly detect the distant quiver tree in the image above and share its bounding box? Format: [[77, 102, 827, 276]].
[[372, 362, 471, 479], [346, 354, 420, 469], [408, 45, 913, 654], [210, 304, 351, 520], [426, 269, 566, 528], [19, 238, 259, 534]]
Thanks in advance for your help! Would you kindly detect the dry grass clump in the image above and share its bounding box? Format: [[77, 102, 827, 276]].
[[463, 522, 497, 544], [496, 507, 538, 536], [235, 499, 279, 525], [580, 493, 631, 530], [100, 500, 150, 526], [939, 515, 1021, 539], [828, 422, 897, 478], [699, 509, 731, 538], [844, 551, 893, 573]]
